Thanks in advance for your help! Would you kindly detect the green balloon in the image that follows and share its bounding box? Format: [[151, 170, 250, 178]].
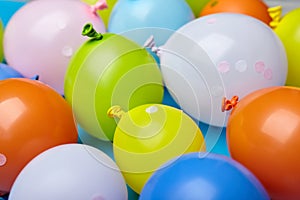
[[185, 0, 210, 16], [0, 20, 3, 62], [64, 24, 164, 141]]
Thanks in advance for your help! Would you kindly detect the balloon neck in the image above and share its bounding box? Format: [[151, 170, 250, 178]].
[[90, 0, 108, 15], [31, 75, 39, 80], [268, 5, 282, 29], [143, 35, 161, 57], [222, 96, 239, 112], [107, 106, 125, 119], [82, 23, 103, 40]]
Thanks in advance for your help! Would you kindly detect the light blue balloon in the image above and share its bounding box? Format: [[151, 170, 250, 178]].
[[0, 1, 26, 27], [140, 152, 270, 200], [108, 0, 194, 46]]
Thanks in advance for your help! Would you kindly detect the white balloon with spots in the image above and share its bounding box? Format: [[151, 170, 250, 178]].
[[160, 13, 287, 127]]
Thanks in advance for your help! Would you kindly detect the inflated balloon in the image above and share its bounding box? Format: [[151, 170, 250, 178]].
[[112, 104, 206, 193], [275, 8, 300, 87], [227, 86, 300, 200], [0, 63, 24, 80], [8, 144, 127, 200], [140, 153, 270, 200], [160, 13, 287, 127], [64, 24, 163, 141], [186, 0, 210, 16], [4, 0, 106, 94], [0, 21, 3, 62], [200, 0, 273, 25], [108, 0, 194, 46], [0, 79, 78, 193], [78, 125, 140, 200]]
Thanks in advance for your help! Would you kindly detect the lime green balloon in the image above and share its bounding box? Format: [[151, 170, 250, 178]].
[[185, 0, 210, 16], [0, 20, 3, 62], [275, 8, 300, 87], [64, 24, 164, 141], [113, 104, 206, 194], [82, 0, 117, 27]]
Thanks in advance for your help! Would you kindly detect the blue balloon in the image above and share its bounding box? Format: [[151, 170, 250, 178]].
[[108, 0, 194, 46], [0, 63, 39, 81], [140, 153, 270, 200], [0, 63, 24, 80]]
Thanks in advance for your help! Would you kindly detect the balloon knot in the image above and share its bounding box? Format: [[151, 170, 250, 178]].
[[90, 0, 108, 15], [268, 5, 282, 29], [143, 35, 162, 57], [222, 96, 239, 112], [107, 106, 125, 119], [82, 23, 103, 40]]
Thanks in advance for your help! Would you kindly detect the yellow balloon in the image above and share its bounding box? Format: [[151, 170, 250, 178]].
[[82, 0, 117, 27], [275, 8, 300, 87], [112, 104, 206, 194]]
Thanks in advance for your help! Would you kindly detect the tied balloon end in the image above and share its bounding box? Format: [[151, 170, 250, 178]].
[[222, 96, 239, 112], [82, 23, 103, 40], [31, 75, 39, 80], [90, 0, 108, 15], [268, 6, 282, 29], [107, 106, 125, 119], [144, 35, 162, 57]]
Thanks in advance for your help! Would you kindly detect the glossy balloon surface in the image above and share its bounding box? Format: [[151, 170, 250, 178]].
[[0, 79, 78, 193], [113, 104, 205, 193], [140, 153, 269, 200], [4, 0, 105, 94], [8, 144, 127, 200], [227, 86, 300, 200]]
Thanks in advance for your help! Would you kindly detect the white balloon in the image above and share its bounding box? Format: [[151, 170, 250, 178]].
[[8, 144, 128, 200], [4, 0, 105, 94], [160, 13, 287, 127]]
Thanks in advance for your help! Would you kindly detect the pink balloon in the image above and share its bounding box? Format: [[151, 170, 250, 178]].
[[4, 0, 106, 94]]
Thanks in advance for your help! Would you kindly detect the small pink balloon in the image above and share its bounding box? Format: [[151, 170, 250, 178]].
[[4, 0, 106, 94]]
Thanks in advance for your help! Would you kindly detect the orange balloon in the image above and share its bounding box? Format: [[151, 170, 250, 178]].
[[0, 79, 78, 193], [227, 86, 300, 200], [200, 0, 272, 25]]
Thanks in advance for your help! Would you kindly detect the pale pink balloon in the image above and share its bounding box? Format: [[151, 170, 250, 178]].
[[4, 0, 106, 94]]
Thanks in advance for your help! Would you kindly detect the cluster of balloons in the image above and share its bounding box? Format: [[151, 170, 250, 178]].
[[1, 0, 300, 200]]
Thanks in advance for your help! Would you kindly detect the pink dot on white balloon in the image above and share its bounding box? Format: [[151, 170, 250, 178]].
[[207, 18, 217, 24], [264, 68, 273, 80], [255, 61, 265, 73], [218, 61, 230, 73], [0, 153, 7, 167]]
